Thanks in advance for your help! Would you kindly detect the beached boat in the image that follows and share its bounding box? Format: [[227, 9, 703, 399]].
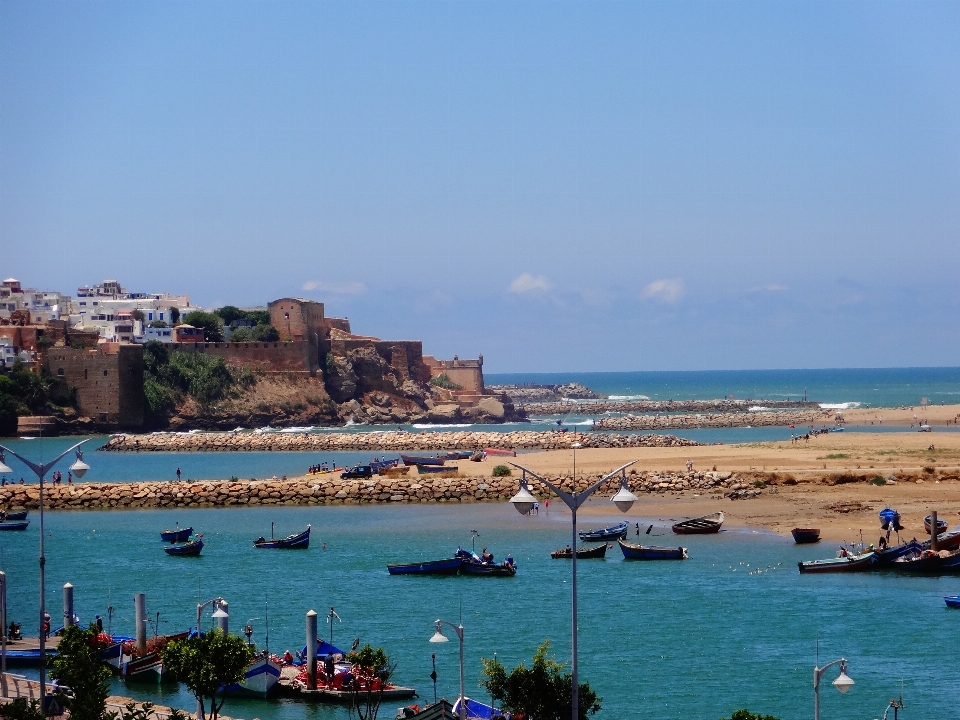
[[400, 455, 444, 466], [879, 508, 904, 531], [379, 465, 410, 476], [791, 528, 821, 544], [483, 448, 516, 457], [163, 536, 204, 556], [387, 557, 463, 576], [0, 520, 29, 531], [254, 524, 310, 549], [551, 543, 607, 559], [160, 525, 193, 542], [441, 451, 473, 460], [417, 465, 457, 475], [921, 528, 960, 551], [672, 512, 724, 535], [618, 539, 688, 560], [944, 595, 960, 608], [798, 551, 876, 574], [890, 548, 960, 574], [924, 515, 949, 536], [578, 521, 628, 541], [2, 509, 28, 521]]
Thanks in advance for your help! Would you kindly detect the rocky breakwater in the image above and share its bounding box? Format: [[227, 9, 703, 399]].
[[0, 469, 760, 512], [100, 430, 702, 453], [523, 398, 823, 415], [595, 410, 823, 431]]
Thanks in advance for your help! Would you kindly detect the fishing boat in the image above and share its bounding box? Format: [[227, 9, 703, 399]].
[[163, 536, 204, 556], [879, 508, 903, 531], [400, 455, 444, 466], [924, 515, 949, 536], [121, 652, 174, 683], [417, 465, 457, 475], [551, 543, 607, 559], [160, 525, 193, 542], [0, 520, 29, 531], [1, 509, 28, 521], [672, 512, 724, 535], [618, 539, 688, 560], [3, 648, 58, 667], [387, 557, 463, 576], [441, 451, 474, 460], [370, 458, 400, 472], [791, 528, 821, 544], [798, 550, 876, 574], [578, 521, 628, 541], [890, 548, 960, 574], [921, 528, 960, 551], [254, 524, 311, 549], [378, 465, 410, 476], [483, 447, 516, 457], [944, 595, 960, 608], [873, 540, 924, 566], [455, 548, 517, 576], [229, 651, 283, 697]]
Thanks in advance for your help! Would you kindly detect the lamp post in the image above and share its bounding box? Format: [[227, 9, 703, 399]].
[[0, 440, 91, 708], [429, 619, 465, 720], [508, 460, 637, 720], [195, 598, 229, 717], [814, 658, 854, 720]]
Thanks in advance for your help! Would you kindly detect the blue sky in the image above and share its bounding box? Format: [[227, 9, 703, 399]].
[[2, 1, 958, 372]]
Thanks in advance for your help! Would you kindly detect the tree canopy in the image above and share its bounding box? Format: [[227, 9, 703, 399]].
[[481, 640, 601, 720], [162, 630, 252, 720], [181, 311, 224, 342], [346, 644, 396, 720], [49, 624, 112, 720]]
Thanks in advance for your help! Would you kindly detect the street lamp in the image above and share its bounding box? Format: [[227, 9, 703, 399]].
[[0, 439, 91, 709], [508, 460, 637, 720], [429, 619, 465, 720], [814, 658, 854, 720]]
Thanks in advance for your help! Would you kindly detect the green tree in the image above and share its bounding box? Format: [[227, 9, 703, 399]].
[[345, 644, 396, 720], [162, 630, 251, 720], [182, 311, 224, 342], [130, 309, 145, 322], [148, 320, 168, 328], [250, 324, 280, 342], [719, 711, 781, 720], [169, 307, 181, 325], [0, 698, 45, 720], [229, 327, 252, 342], [49, 624, 112, 720], [213, 306, 245, 326], [481, 640, 601, 720]]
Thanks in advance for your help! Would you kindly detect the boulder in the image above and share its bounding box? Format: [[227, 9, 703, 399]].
[[477, 397, 505, 420]]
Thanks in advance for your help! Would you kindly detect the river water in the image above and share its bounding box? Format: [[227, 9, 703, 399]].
[[2, 502, 958, 720]]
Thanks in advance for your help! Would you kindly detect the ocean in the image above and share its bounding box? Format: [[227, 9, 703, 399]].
[[2, 503, 958, 720]]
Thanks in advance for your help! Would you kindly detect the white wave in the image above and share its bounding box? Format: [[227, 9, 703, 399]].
[[748, 406, 771, 412], [819, 402, 862, 410], [411, 423, 474, 429], [565, 419, 595, 426], [606, 394, 650, 401], [279, 426, 315, 433]]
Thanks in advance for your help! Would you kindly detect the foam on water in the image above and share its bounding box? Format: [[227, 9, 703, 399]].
[[819, 402, 863, 410]]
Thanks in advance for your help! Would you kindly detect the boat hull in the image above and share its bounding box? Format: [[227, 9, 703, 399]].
[[160, 527, 193, 542], [460, 560, 516, 577], [924, 516, 949, 536], [3, 510, 28, 521], [551, 544, 607, 559], [400, 455, 444, 466], [122, 654, 174, 684], [0, 521, 29, 531], [791, 528, 821, 544], [945, 595, 960, 608], [417, 465, 457, 475], [618, 539, 688, 560], [579, 522, 628, 541], [255, 526, 310, 549], [890, 550, 960, 574], [387, 558, 463, 576], [226, 655, 283, 697], [672, 512, 724, 535], [164, 538, 204, 556], [798, 552, 876, 573]]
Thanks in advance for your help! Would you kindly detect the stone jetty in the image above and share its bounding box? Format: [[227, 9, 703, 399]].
[[0, 470, 766, 512], [519, 398, 822, 415], [595, 410, 823, 431], [99, 430, 701, 453]]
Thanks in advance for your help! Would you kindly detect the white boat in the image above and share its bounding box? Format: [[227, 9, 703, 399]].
[[229, 652, 282, 697]]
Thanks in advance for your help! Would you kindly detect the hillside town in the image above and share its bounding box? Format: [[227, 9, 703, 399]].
[[0, 277, 523, 434]]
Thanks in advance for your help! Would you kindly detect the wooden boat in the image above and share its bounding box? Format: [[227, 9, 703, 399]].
[[441, 451, 473, 460], [798, 551, 876, 574], [160, 525, 193, 542], [254, 524, 310, 549], [873, 540, 924, 566], [618, 539, 688, 560], [879, 508, 903, 531], [579, 521, 628, 541], [163, 536, 204, 556], [2, 509, 28, 521], [122, 652, 176, 683], [672, 512, 724, 535], [370, 458, 399, 472], [890, 548, 960, 574], [924, 515, 949, 536], [0, 520, 29, 531], [400, 454, 444, 466], [944, 595, 960, 608], [378, 465, 410, 476], [921, 528, 960, 551], [483, 447, 516, 457], [417, 465, 457, 475], [791, 528, 821, 544], [456, 548, 517, 576], [226, 651, 283, 697], [551, 543, 607, 559], [387, 557, 463, 576]]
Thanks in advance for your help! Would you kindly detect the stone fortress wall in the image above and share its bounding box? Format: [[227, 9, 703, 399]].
[[43, 344, 144, 428]]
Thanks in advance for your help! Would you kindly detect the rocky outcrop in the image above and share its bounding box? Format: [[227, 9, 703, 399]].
[[489, 383, 606, 403], [100, 429, 702, 452], [522, 399, 823, 415], [595, 410, 822, 431]]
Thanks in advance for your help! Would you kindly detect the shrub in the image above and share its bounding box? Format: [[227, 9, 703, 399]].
[[430, 373, 463, 390], [492, 465, 512, 477], [923, 466, 935, 474], [752, 479, 767, 489], [824, 453, 849, 459], [182, 311, 224, 342], [870, 475, 886, 486]]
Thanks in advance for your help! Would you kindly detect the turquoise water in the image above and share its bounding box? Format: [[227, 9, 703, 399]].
[[488, 367, 960, 408], [2, 503, 959, 720]]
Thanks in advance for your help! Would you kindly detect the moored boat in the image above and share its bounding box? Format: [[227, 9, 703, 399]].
[[579, 521, 628, 541], [618, 539, 688, 560], [873, 540, 924, 566], [254, 524, 311, 549], [791, 528, 821, 544], [400, 455, 444, 466], [672, 512, 724, 535], [455, 548, 517, 576], [551, 543, 607, 559], [164, 536, 204, 556], [0, 520, 29, 531], [798, 551, 876, 574], [1, 509, 28, 521], [387, 557, 463, 576], [890, 548, 960, 574], [160, 525, 193, 542], [921, 528, 960, 551], [228, 651, 283, 697], [945, 595, 960, 608]]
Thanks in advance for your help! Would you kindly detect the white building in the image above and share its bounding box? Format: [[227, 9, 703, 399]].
[[71, 280, 192, 339], [0, 278, 72, 323], [0, 336, 16, 368]]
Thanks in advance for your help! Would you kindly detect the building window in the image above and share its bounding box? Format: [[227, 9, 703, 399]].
[[148, 313, 153, 321], [57, 368, 64, 376], [159, 312, 164, 320], [84, 369, 88, 380], [103, 370, 108, 376]]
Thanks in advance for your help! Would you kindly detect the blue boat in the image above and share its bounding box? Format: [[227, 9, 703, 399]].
[[879, 508, 904, 532], [579, 521, 628, 541], [618, 539, 688, 560], [254, 524, 310, 549], [873, 540, 924, 566], [164, 536, 204, 556], [400, 454, 445, 466], [2, 509, 28, 521], [945, 595, 960, 608], [387, 557, 463, 575], [417, 464, 457, 475], [160, 525, 193, 542], [0, 520, 29, 531]]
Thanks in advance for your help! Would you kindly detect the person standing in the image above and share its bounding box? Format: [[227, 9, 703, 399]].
[[176, 467, 181, 481]]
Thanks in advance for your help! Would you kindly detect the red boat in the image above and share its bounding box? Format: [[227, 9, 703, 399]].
[[483, 448, 516, 457]]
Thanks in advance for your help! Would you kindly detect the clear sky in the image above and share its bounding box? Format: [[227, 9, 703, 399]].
[[2, 1, 958, 372]]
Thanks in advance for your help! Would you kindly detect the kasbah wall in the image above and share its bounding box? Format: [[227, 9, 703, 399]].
[[43, 345, 144, 428]]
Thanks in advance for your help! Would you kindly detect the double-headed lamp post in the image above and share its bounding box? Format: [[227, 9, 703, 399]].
[[814, 658, 854, 720], [0, 440, 91, 708], [508, 460, 638, 720], [429, 619, 465, 720]]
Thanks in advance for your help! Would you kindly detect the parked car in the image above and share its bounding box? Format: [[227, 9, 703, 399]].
[[341, 465, 373, 479]]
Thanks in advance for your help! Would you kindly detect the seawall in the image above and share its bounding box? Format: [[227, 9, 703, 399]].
[[99, 430, 701, 453], [594, 410, 821, 431]]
